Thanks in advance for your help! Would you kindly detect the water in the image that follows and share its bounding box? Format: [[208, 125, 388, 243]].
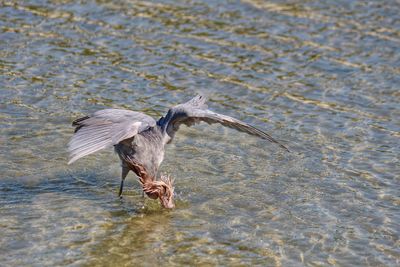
[[1, 0, 399, 266]]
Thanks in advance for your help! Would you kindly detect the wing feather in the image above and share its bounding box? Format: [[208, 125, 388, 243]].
[[163, 95, 289, 151], [68, 109, 156, 164]]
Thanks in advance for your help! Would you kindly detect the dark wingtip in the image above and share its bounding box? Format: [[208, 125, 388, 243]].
[[72, 116, 90, 126], [280, 143, 290, 153], [249, 124, 290, 153], [72, 116, 90, 133]]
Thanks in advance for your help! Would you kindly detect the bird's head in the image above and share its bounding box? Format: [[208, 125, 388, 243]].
[[158, 174, 175, 209], [141, 175, 175, 209]]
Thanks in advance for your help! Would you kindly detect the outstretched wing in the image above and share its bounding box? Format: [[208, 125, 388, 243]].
[[162, 95, 289, 151], [68, 109, 156, 164]]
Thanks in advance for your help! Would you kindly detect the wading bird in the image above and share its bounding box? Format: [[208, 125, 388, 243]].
[[68, 95, 289, 208]]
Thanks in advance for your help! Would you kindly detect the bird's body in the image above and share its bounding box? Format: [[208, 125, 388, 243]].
[[68, 95, 288, 208], [114, 126, 165, 178]]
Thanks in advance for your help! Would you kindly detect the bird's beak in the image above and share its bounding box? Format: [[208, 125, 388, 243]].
[[165, 202, 175, 209], [161, 197, 175, 209], [160, 196, 175, 209]]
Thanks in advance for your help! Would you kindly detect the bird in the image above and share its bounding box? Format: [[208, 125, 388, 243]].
[[68, 95, 289, 208]]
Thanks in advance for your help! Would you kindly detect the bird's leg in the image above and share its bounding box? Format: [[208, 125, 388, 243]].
[[119, 167, 130, 198]]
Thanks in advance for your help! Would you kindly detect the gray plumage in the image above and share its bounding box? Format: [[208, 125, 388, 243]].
[[68, 95, 289, 208], [68, 109, 156, 164]]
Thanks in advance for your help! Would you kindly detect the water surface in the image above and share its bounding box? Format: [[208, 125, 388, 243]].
[[1, 0, 399, 266]]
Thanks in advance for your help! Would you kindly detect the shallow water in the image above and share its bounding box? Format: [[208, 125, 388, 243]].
[[1, 0, 399, 266]]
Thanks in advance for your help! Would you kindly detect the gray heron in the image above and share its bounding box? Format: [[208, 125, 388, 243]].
[[68, 95, 289, 208]]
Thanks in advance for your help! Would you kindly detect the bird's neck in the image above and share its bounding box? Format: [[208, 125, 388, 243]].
[[139, 176, 164, 200]]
